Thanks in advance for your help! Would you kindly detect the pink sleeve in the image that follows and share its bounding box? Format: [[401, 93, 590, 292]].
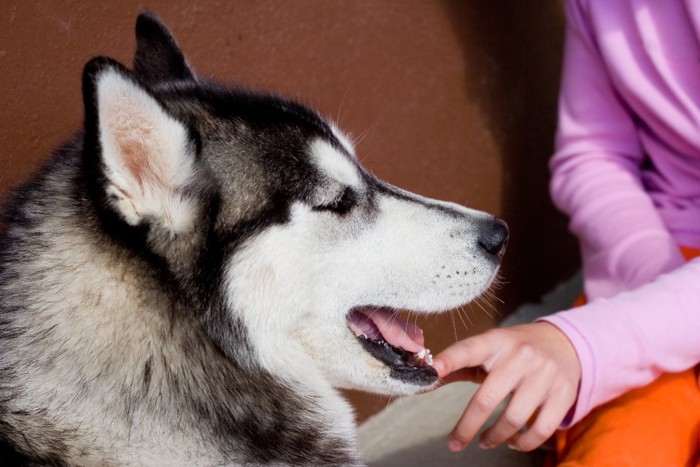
[[540, 258, 700, 426], [545, 0, 694, 427], [550, 0, 684, 301]]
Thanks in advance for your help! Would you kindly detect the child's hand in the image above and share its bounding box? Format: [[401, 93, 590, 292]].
[[432, 322, 581, 452]]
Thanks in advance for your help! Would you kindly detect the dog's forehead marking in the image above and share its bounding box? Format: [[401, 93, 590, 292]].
[[310, 139, 361, 187]]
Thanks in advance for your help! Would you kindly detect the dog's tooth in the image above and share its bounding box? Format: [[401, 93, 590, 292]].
[[417, 349, 426, 359]]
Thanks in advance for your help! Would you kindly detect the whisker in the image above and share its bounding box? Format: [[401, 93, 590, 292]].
[[365, 306, 381, 320], [473, 297, 495, 320], [462, 304, 475, 328], [449, 310, 458, 343], [483, 294, 503, 317], [485, 290, 505, 305], [388, 309, 401, 328], [456, 306, 470, 332], [352, 128, 371, 148], [335, 82, 352, 125]]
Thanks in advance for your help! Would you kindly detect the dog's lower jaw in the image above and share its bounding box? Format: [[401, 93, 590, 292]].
[[284, 325, 435, 398]]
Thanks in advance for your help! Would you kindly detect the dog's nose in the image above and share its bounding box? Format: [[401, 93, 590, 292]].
[[478, 218, 509, 257]]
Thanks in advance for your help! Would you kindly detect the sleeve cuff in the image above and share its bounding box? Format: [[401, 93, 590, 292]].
[[537, 313, 597, 428]]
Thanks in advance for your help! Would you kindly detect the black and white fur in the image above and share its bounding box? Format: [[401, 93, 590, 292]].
[[0, 13, 507, 466]]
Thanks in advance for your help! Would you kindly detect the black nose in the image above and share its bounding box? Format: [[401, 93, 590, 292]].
[[478, 218, 509, 257]]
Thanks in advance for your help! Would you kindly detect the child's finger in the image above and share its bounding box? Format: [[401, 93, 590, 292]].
[[478, 374, 548, 448], [447, 364, 522, 451], [433, 334, 492, 378], [507, 388, 572, 452]]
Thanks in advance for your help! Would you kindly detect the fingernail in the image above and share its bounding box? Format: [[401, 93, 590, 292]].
[[508, 443, 521, 451], [478, 439, 492, 450], [448, 439, 463, 452]]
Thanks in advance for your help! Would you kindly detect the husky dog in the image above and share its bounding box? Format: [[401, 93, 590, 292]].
[[0, 12, 507, 466]]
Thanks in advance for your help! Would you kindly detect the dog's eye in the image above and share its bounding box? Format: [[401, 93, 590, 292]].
[[314, 187, 357, 215]]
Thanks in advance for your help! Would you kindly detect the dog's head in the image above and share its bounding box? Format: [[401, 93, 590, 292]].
[[82, 13, 507, 396]]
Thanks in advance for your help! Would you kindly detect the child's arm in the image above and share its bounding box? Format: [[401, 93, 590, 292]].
[[550, 0, 684, 300]]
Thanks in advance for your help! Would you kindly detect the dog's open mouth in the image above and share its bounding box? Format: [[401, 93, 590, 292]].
[[346, 307, 438, 385]]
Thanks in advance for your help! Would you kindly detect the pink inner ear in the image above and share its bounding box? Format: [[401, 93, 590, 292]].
[[120, 139, 147, 186], [112, 119, 166, 190], [99, 72, 189, 198]]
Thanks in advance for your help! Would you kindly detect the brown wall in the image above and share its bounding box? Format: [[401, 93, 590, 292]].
[[0, 1, 577, 421]]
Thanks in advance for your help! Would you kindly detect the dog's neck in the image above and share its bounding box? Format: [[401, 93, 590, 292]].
[[203, 303, 363, 464]]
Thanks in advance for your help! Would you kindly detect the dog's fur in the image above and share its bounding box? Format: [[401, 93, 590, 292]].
[[0, 13, 507, 466]]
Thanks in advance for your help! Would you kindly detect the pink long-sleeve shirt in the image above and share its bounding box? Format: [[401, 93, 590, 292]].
[[540, 0, 700, 426]]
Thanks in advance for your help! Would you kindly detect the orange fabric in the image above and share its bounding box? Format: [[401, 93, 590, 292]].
[[554, 246, 700, 466]]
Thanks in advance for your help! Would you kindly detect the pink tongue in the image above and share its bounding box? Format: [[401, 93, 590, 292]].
[[354, 308, 424, 353]]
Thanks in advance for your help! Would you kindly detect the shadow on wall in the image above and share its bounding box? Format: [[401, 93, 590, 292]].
[[442, 0, 579, 311]]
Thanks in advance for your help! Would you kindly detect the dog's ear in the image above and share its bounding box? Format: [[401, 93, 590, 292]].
[[83, 57, 198, 232], [133, 11, 195, 86]]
